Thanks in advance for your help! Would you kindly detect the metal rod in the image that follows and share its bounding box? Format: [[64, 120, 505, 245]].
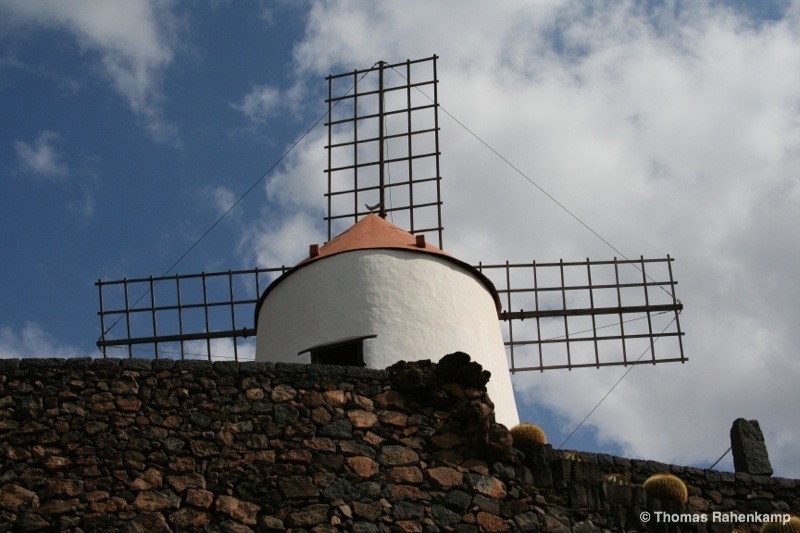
[[97, 280, 107, 358], [353, 68, 360, 228], [325, 151, 440, 174], [496, 279, 672, 294], [325, 55, 437, 81], [97, 328, 258, 348], [501, 303, 683, 320], [587, 258, 599, 368], [505, 261, 514, 371], [325, 176, 440, 197], [202, 272, 210, 359], [476, 257, 675, 269], [667, 254, 686, 362], [149, 276, 158, 359], [95, 266, 284, 286], [378, 60, 386, 218], [327, 71, 333, 241], [507, 357, 687, 373], [533, 261, 543, 372], [324, 81, 436, 104], [560, 259, 571, 369], [123, 278, 132, 358], [228, 270, 238, 362], [98, 298, 261, 316], [506, 331, 683, 347], [326, 200, 442, 221], [614, 258, 628, 364], [433, 54, 443, 249], [176, 273, 184, 360], [406, 59, 415, 233], [641, 255, 656, 363], [324, 103, 437, 127], [325, 126, 438, 149]]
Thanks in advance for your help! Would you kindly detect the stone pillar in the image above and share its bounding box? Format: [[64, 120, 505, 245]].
[[730, 418, 773, 476]]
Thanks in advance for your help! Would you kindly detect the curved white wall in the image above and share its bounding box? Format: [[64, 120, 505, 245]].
[[256, 249, 519, 427]]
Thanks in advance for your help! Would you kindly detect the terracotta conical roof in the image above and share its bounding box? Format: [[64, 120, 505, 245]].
[[297, 213, 451, 267], [255, 214, 501, 319]]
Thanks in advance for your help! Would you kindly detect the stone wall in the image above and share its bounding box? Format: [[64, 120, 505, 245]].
[[0, 355, 797, 532]]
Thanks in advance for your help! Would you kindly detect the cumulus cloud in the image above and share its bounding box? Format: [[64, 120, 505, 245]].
[[13, 131, 100, 220], [13, 130, 67, 178], [0, 0, 181, 143], [183, 338, 255, 361], [0, 322, 90, 359], [252, 1, 800, 477], [202, 184, 238, 216], [233, 84, 282, 124], [239, 210, 326, 269]]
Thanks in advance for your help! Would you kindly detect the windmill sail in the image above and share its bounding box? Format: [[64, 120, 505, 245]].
[[325, 56, 444, 247], [95, 55, 685, 369], [96, 267, 286, 359], [477, 258, 684, 372]]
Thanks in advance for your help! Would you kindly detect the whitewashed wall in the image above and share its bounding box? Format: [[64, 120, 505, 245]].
[[256, 249, 520, 427]]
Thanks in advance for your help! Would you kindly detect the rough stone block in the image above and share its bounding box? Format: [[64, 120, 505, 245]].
[[20, 358, 65, 369], [603, 482, 633, 506], [551, 459, 571, 488], [570, 461, 599, 484], [525, 443, 555, 467], [275, 362, 307, 375], [568, 483, 588, 507], [0, 358, 21, 373], [211, 361, 239, 376], [64, 357, 92, 369], [730, 418, 773, 476], [532, 466, 553, 488], [120, 358, 152, 370], [238, 361, 275, 375]]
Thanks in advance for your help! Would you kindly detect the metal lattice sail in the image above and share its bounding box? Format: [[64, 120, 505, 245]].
[[96, 55, 685, 372]]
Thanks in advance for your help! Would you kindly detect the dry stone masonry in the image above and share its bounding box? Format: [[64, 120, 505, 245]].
[[0, 354, 797, 532], [730, 419, 773, 476]]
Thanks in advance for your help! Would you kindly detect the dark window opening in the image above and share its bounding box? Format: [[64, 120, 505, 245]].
[[302, 335, 376, 367]]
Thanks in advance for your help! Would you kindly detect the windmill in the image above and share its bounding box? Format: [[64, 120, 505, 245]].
[[95, 56, 685, 420]]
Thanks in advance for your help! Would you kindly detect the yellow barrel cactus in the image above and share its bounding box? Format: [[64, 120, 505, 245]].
[[760, 516, 800, 533], [643, 473, 688, 503], [509, 423, 547, 447]]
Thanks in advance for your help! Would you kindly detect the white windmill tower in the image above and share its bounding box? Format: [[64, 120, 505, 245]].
[[95, 56, 684, 432], [253, 212, 520, 427]]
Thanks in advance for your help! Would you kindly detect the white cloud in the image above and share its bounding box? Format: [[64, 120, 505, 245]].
[[13, 132, 100, 220], [239, 210, 326, 269], [0, 0, 181, 143], [233, 84, 282, 124], [202, 184, 238, 216], [0, 322, 90, 359], [183, 338, 255, 361], [256, 0, 800, 477], [66, 172, 99, 221], [13, 130, 67, 178]]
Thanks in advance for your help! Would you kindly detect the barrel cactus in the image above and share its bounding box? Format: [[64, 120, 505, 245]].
[[760, 516, 800, 533], [510, 423, 547, 447], [643, 473, 688, 503]]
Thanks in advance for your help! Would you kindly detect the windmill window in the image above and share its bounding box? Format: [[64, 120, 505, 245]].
[[299, 335, 376, 367]]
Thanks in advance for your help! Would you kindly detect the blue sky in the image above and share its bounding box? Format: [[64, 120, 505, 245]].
[[1, 1, 799, 478]]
